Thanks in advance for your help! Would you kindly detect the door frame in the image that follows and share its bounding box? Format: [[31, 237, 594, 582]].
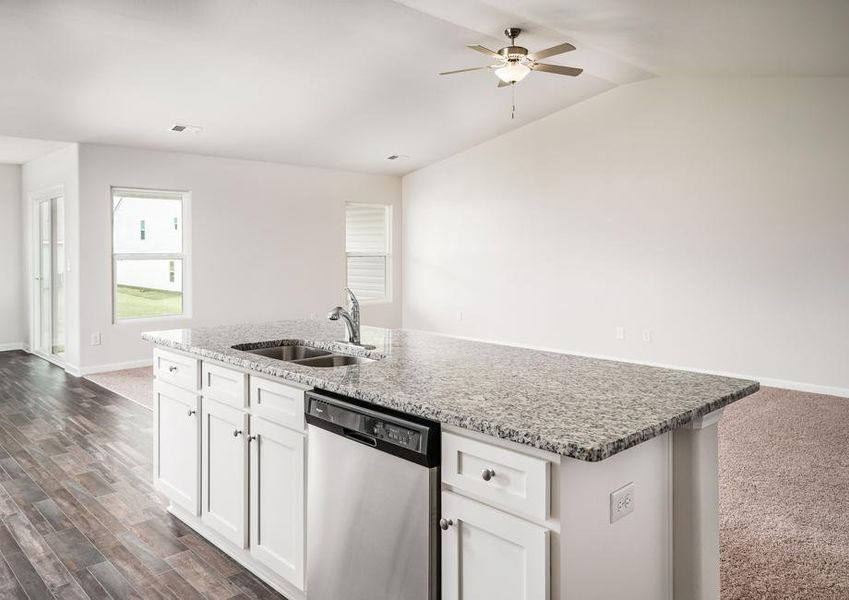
[[30, 184, 66, 368]]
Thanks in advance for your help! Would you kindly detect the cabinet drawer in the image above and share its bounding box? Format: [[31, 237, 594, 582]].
[[442, 432, 550, 520], [250, 377, 308, 431], [154, 349, 200, 392], [201, 362, 248, 409]]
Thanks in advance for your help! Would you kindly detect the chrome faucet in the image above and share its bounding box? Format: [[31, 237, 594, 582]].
[[328, 287, 361, 345]]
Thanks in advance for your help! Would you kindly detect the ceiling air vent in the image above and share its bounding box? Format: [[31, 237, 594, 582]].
[[386, 154, 409, 161], [169, 123, 203, 134]]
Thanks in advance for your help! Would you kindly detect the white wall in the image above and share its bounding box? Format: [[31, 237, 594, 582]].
[[403, 78, 849, 394], [0, 163, 23, 349], [21, 144, 80, 368], [78, 144, 401, 372]]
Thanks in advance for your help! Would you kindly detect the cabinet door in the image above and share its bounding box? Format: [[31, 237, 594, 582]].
[[442, 491, 549, 600], [249, 418, 305, 590], [201, 398, 249, 548], [153, 380, 200, 514]]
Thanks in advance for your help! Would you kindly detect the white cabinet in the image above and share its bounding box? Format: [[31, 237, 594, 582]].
[[441, 491, 549, 600], [442, 431, 550, 520], [202, 362, 248, 409], [153, 380, 200, 515], [201, 397, 249, 548], [154, 348, 200, 391], [249, 417, 306, 590]]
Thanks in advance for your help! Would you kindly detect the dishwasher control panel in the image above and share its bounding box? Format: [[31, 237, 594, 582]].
[[307, 396, 428, 454], [371, 420, 421, 451]]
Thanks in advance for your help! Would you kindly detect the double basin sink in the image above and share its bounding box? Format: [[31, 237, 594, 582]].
[[233, 343, 375, 368]]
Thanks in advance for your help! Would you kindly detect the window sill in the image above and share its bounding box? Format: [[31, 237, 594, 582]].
[[114, 313, 191, 326]]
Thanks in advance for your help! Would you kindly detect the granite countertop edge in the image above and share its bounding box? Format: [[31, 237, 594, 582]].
[[141, 329, 761, 462]]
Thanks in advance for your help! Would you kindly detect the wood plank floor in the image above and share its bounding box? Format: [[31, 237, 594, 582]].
[[0, 351, 286, 599]]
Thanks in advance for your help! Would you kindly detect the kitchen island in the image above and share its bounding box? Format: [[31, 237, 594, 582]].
[[143, 320, 759, 600]]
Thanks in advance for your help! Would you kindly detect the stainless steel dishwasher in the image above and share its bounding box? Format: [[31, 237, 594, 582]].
[[305, 390, 440, 600]]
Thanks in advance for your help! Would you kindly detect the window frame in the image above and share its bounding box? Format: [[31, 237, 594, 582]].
[[111, 186, 192, 323], [345, 202, 392, 304]]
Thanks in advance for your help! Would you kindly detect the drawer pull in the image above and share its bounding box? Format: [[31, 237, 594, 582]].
[[439, 518, 454, 530], [233, 429, 243, 437], [481, 468, 496, 482], [168, 366, 178, 373], [187, 409, 196, 417], [248, 435, 258, 443]]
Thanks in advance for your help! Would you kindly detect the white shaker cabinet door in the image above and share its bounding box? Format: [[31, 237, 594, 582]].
[[441, 491, 549, 600], [201, 397, 249, 548], [153, 380, 200, 515], [249, 417, 306, 590]]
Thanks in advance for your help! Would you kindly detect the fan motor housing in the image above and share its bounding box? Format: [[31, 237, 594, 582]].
[[499, 46, 529, 60]]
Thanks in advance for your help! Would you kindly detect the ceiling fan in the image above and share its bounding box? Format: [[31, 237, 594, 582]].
[[439, 27, 583, 86]]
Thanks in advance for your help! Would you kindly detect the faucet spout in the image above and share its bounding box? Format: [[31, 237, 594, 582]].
[[327, 289, 362, 345]]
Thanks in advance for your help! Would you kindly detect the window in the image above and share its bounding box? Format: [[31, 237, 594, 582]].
[[345, 203, 390, 302], [112, 188, 188, 320]]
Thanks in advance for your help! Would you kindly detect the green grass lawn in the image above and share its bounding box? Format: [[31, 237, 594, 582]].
[[116, 285, 182, 319]]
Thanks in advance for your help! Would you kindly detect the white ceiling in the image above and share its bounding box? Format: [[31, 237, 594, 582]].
[[0, 135, 69, 164], [0, 0, 846, 175]]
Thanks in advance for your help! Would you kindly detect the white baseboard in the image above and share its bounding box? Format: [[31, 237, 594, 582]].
[[0, 342, 23, 352], [414, 330, 849, 399], [65, 364, 83, 378], [81, 358, 153, 376]]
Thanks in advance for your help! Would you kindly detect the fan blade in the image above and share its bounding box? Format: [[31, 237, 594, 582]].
[[497, 80, 511, 88], [531, 63, 583, 77], [467, 45, 501, 58], [528, 42, 576, 61], [439, 66, 493, 75]]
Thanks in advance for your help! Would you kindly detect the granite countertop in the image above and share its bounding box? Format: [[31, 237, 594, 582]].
[[142, 320, 759, 461]]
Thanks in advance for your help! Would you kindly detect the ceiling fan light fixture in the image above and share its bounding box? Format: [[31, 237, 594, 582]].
[[495, 63, 530, 84]]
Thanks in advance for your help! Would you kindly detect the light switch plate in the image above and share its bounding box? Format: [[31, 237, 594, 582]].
[[610, 482, 635, 523]]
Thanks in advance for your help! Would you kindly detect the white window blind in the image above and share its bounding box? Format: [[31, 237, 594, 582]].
[[346, 204, 390, 302]]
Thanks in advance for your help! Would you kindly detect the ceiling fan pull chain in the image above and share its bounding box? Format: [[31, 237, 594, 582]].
[[511, 83, 517, 120]]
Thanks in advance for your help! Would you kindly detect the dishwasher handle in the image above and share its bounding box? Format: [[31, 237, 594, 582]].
[[343, 428, 377, 447]]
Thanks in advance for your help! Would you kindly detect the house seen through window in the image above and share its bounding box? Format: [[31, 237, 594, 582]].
[[345, 203, 390, 302], [112, 188, 188, 320]]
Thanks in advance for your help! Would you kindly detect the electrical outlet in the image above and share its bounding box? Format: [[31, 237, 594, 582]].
[[642, 329, 652, 343], [610, 482, 635, 523], [457, 311, 464, 321], [90, 333, 102, 346], [615, 326, 625, 340]]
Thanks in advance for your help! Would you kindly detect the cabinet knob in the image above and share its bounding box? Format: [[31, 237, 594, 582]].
[[187, 409, 196, 417], [233, 429, 243, 437], [481, 468, 496, 482], [248, 435, 257, 443], [439, 518, 454, 530], [168, 366, 178, 373]]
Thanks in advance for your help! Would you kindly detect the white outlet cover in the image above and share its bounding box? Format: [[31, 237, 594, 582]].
[[610, 482, 635, 523], [642, 329, 652, 342], [616, 326, 625, 340]]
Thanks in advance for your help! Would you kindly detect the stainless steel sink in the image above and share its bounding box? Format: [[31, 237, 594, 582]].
[[245, 345, 331, 361], [233, 342, 376, 368], [294, 354, 375, 368]]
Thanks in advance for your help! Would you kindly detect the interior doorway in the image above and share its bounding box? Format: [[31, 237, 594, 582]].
[[33, 192, 65, 363]]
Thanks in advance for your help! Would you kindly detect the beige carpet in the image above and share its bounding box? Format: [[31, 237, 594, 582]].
[[85, 366, 154, 410], [720, 387, 849, 599]]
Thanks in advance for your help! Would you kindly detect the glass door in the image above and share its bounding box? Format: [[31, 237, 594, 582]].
[[35, 196, 65, 361]]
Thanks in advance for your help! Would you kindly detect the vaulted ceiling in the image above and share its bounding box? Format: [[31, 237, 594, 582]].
[[1, 0, 846, 174]]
